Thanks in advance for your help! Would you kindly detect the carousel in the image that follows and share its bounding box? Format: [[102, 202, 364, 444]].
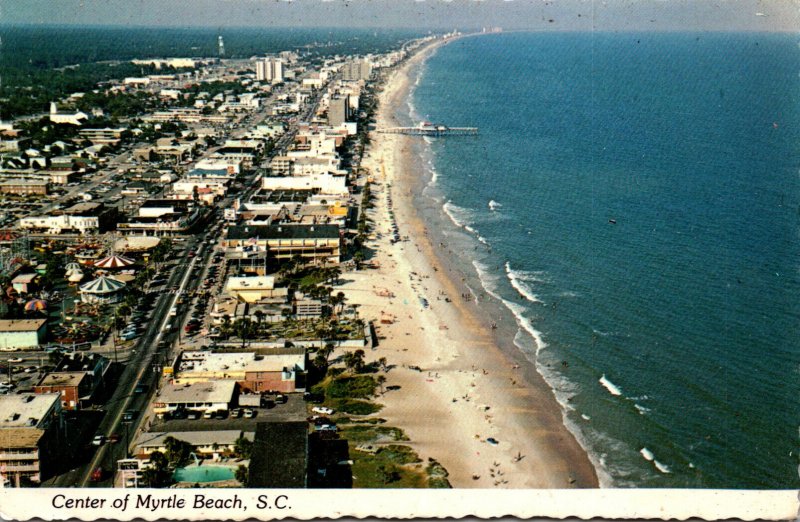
[[79, 275, 127, 304]]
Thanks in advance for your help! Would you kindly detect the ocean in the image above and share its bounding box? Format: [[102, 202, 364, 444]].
[[402, 31, 800, 488]]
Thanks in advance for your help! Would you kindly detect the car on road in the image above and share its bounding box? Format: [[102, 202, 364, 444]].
[[91, 435, 106, 446], [109, 433, 121, 444], [122, 410, 137, 422], [120, 331, 139, 341], [312, 406, 334, 415], [90, 466, 105, 482], [134, 384, 148, 394], [23, 366, 37, 373], [7, 357, 23, 363]]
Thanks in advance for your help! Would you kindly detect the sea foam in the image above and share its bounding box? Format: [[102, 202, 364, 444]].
[[505, 262, 543, 304], [599, 374, 623, 396]]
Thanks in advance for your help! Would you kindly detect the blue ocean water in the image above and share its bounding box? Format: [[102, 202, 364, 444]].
[[407, 32, 800, 488]]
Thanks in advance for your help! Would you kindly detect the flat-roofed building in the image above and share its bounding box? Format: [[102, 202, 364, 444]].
[[78, 127, 126, 146], [0, 179, 48, 195], [152, 380, 237, 415], [223, 224, 341, 265], [0, 393, 64, 484], [261, 173, 347, 196], [33, 372, 91, 411], [172, 348, 306, 393], [247, 422, 307, 488], [132, 430, 254, 460], [224, 276, 288, 303], [18, 202, 118, 235], [0, 319, 46, 350]]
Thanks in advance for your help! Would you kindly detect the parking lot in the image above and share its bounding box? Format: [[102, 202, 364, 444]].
[[149, 393, 307, 432]]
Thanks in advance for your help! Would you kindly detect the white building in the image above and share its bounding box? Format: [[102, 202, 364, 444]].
[[48, 103, 87, 126], [152, 380, 237, 415], [256, 57, 284, 83], [0, 319, 46, 350], [19, 214, 100, 235], [261, 172, 348, 196], [0, 393, 63, 484]]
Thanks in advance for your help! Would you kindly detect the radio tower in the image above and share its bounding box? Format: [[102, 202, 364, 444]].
[[218, 35, 225, 58]]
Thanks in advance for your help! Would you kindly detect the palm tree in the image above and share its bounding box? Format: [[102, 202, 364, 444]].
[[343, 349, 365, 374], [376, 375, 387, 395], [253, 310, 265, 335]]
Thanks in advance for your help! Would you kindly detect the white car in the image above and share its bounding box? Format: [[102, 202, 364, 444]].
[[312, 406, 334, 415], [91, 435, 106, 446]]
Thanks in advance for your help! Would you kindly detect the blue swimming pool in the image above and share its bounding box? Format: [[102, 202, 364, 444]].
[[173, 465, 236, 483]]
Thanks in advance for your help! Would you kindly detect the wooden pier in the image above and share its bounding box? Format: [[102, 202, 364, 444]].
[[378, 122, 478, 137]]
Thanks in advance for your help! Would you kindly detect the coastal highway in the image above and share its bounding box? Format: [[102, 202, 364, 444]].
[[72, 228, 216, 487], [63, 81, 320, 487]]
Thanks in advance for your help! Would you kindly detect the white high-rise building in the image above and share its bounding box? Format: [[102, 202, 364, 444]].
[[256, 58, 284, 83], [255, 60, 268, 82], [268, 58, 283, 83]]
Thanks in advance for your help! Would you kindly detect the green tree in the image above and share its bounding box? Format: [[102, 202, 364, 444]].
[[141, 450, 171, 487], [163, 436, 194, 468], [235, 464, 249, 485], [343, 349, 365, 374], [233, 434, 253, 459]]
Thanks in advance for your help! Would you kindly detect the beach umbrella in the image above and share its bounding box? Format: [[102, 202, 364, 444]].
[[24, 299, 47, 311]]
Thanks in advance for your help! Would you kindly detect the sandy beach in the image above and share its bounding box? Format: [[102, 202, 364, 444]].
[[339, 37, 599, 488]]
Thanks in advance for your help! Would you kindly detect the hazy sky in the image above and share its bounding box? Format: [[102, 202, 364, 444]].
[[3, 0, 799, 31]]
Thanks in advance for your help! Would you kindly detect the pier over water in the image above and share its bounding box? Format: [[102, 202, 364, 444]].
[[378, 121, 478, 136]]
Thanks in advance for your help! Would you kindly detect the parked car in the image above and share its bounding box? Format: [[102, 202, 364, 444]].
[[312, 406, 334, 415], [230, 408, 242, 418], [187, 410, 201, 420], [243, 408, 255, 419]]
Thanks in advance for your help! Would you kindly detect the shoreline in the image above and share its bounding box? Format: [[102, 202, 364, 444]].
[[344, 35, 599, 488]]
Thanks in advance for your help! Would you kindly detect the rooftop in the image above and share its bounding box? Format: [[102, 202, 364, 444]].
[[0, 393, 60, 428], [226, 224, 339, 241], [0, 427, 45, 449], [225, 276, 275, 291], [133, 430, 254, 450], [156, 380, 237, 405], [0, 319, 46, 332], [36, 372, 88, 388], [247, 421, 307, 488], [177, 350, 305, 376]]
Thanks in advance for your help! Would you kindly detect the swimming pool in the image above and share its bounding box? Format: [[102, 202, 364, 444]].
[[173, 464, 236, 483]]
